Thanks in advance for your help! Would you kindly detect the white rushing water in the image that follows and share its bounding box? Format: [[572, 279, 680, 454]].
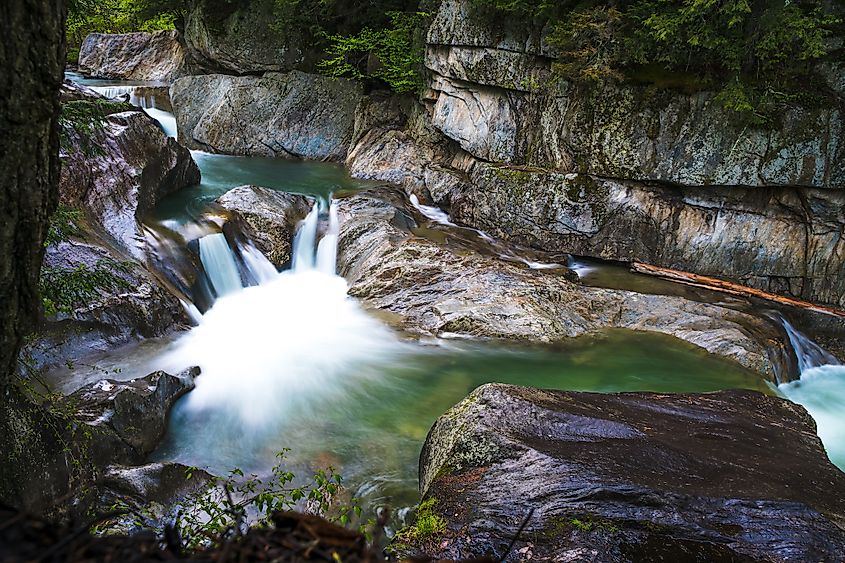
[[778, 319, 845, 468], [89, 84, 178, 138], [198, 233, 243, 298], [158, 201, 400, 427]]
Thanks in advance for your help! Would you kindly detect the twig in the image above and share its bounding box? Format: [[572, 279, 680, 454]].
[[499, 508, 534, 562]]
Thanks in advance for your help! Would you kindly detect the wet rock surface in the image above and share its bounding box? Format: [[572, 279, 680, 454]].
[[215, 185, 312, 268], [410, 383, 845, 562], [67, 367, 198, 459], [79, 30, 192, 82], [61, 107, 200, 260], [336, 187, 787, 379], [447, 164, 845, 309], [424, 0, 844, 189], [170, 72, 363, 160]]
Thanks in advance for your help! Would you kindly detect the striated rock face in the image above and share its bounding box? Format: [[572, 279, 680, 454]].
[[411, 384, 845, 562], [67, 367, 198, 459], [184, 0, 317, 75], [61, 108, 200, 260], [447, 165, 845, 308], [424, 0, 844, 189], [336, 187, 788, 379], [78, 30, 192, 82], [215, 185, 312, 268], [170, 72, 363, 160]]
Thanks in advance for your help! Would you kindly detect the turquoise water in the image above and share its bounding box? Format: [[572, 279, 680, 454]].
[[62, 76, 842, 526]]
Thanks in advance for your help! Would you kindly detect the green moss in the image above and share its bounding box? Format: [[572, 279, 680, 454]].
[[395, 497, 447, 543]]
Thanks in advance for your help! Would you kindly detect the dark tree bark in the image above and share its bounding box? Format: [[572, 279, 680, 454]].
[[0, 0, 65, 387]]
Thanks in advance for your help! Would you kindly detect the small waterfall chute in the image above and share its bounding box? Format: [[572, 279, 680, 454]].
[[316, 200, 340, 275], [240, 243, 279, 285], [777, 317, 844, 470], [198, 233, 243, 298], [291, 203, 320, 272], [781, 319, 840, 373]]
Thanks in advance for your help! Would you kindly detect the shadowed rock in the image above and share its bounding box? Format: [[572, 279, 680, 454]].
[[79, 30, 192, 82], [409, 384, 845, 562], [67, 367, 199, 459], [215, 185, 312, 268]]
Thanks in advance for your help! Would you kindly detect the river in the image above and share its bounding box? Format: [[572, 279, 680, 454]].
[[60, 74, 845, 525]]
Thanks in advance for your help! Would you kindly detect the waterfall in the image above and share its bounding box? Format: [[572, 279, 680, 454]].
[[777, 319, 844, 469], [156, 197, 401, 428], [315, 201, 339, 275], [241, 243, 279, 285], [291, 204, 320, 272], [90, 85, 136, 99], [143, 107, 178, 138], [782, 319, 841, 373], [198, 233, 243, 298]]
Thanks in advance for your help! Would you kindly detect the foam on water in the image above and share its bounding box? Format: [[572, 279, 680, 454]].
[[158, 201, 400, 428]]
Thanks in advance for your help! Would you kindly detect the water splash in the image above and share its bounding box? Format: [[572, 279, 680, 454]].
[[158, 199, 400, 428], [777, 319, 844, 470]]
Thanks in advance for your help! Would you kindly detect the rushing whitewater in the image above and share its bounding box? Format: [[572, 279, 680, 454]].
[[778, 320, 845, 468], [157, 201, 400, 427]]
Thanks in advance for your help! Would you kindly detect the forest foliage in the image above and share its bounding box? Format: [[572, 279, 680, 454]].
[[67, 0, 842, 107]]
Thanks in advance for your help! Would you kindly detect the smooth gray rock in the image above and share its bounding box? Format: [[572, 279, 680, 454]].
[[448, 164, 845, 308], [68, 367, 199, 458], [215, 185, 312, 267], [410, 384, 845, 561], [78, 30, 191, 82], [423, 0, 845, 189], [184, 0, 316, 74], [170, 72, 363, 160], [336, 187, 786, 379], [61, 108, 200, 260]]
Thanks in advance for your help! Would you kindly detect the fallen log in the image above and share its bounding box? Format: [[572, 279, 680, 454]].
[[630, 262, 845, 319]]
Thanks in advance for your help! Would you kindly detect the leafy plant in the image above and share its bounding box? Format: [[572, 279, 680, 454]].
[[40, 260, 133, 316], [174, 451, 362, 549], [318, 11, 430, 93], [45, 206, 85, 248]]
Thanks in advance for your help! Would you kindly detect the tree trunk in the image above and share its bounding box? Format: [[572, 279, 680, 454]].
[[0, 0, 65, 388]]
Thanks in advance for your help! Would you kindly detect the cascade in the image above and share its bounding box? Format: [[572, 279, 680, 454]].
[[198, 233, 243, 298], [157, 198, 401, 431], [777, 319, 844, 468], [90, 85, 135, 99], [315, 201, 339, 275], [781, 319, 841, 373]]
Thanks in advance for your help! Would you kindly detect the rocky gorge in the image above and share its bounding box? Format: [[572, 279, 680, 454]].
[[11, 0, 845, 560]]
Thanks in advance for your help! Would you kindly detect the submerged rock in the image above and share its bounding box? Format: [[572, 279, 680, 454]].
[[408, 384, 845, 561], [78, 30, 192, 82], [215, 185, 312, 268], [170, 72, 363, 160], [67, 367, 198, 459], [336, 187, 787, 379]]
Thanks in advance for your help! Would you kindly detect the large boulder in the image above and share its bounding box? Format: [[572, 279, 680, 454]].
[[60, 105, 200, 260], [447, 164, 845, 308], [170, 72, 363, 160], [66, 367, 198, 459], [184, 0, 319, 74], [78, 30, 192, 82], [408, 384, 845, 561], [215, 185, 312, 268], [336, 187, 790, 380]]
